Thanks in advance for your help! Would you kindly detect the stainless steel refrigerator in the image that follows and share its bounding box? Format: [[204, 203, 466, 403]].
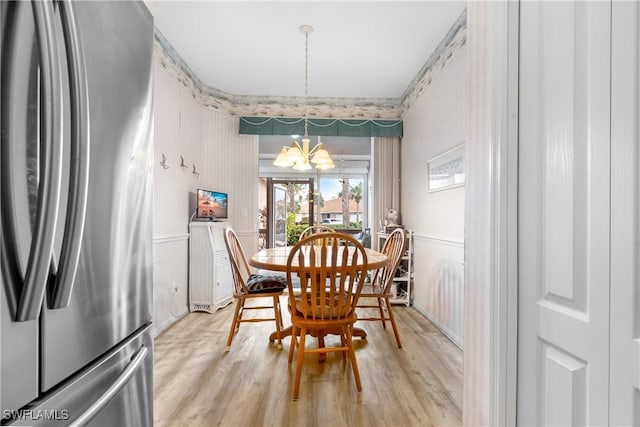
[[1, 1, 154, 425]]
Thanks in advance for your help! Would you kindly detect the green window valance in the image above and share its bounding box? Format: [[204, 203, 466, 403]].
[[239, 117, 403, 137]]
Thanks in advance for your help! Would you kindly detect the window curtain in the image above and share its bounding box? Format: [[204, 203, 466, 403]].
[[239, 117, 403, 137], [372, 136, 401, 248]]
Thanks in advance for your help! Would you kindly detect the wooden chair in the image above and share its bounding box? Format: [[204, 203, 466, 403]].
[[298, 225, 336, 240], [286, 232, 368, 400], [356, 228, 406, 348], [223, 227, 285, 351], [298, 227, 338, 271]]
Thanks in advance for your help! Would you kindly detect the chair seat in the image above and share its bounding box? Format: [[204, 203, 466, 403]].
[[290, 294, 352, 319], [245, 274, 287, 294], [289, 310, 357, 331], [360, 282, 389, 296]]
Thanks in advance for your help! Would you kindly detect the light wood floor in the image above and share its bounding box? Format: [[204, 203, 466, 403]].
[[154, 297, 463, 427]]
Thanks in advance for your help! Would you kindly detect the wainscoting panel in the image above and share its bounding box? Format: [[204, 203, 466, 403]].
[[153, 237, 189, 336], [412, 234, 464, 348]]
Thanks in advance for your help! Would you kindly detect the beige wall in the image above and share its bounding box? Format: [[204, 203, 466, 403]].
[[400, 37, 466, 346], [152, 52, 259, 335]]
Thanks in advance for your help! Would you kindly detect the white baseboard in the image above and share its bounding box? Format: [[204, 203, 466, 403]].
[[153, 307, 189, 337], [412, 302, 463, 350]]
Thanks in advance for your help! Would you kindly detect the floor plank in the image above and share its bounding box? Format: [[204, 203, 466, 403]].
[[154, 296, 463, 427]]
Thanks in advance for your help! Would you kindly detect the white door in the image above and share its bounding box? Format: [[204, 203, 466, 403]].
[[518, 1, 611, 425]]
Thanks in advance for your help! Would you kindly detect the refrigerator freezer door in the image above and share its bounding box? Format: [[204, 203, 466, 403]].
[[5, 324, 153, 427], [1, 1, 44, 412], [1, 278, 38, 414], [40, 1, 154, 392]]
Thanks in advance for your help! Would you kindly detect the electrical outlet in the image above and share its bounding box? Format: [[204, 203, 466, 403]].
[[172, 283, 179, 294]]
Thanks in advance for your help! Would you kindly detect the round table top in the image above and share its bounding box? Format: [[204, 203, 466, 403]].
[[250, 246, 388, 272]]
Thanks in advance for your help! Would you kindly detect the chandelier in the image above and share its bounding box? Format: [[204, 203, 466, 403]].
[[273, 25, 335, 171]]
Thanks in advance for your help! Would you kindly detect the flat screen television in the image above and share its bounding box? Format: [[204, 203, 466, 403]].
[[196, 189, 228, 221]]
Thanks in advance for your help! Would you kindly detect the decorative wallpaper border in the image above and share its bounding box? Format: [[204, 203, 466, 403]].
[[400, 9, 467, 115], [153, 9, 466, 121]]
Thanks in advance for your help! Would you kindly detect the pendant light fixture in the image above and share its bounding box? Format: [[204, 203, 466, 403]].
[[273, 25, 335, 171]]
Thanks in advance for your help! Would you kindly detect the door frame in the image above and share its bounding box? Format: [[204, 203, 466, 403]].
[[610, 2, 640, 424], [265, 178, 314, 248], [464, 1, 518, 425]]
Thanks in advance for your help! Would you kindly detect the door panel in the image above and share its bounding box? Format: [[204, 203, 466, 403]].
[[0, 1, 41, 412], [8, 324, 153, 426], [540, 345, 586, 426], [40, 1, 154, 391], [518, 1, 611, 425]]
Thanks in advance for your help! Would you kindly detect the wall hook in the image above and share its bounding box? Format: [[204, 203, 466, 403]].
[[192, 164, 199, 178], [160, 153, 169, 169], [180, 155, 188, 169]]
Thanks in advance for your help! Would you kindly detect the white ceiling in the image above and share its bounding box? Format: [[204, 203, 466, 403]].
[[151, 1, 467, 100]]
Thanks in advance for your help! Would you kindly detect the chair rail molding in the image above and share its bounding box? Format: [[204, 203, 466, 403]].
[[154, 233, 189, 244], [413, 233, 464, 248]]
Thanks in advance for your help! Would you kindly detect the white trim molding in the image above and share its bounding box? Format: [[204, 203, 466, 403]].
[[153, 234, 189, 244], [153, 307, 189, 337], [465, 1, 518, 426], [414, 302, 464, 349], [413, 234, 464, 248]]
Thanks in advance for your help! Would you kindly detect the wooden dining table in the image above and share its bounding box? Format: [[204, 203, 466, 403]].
[[250, 245, 389, 345], [250, 245, 389, 272]]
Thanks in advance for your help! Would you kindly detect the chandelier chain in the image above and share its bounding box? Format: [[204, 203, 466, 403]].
[[272, 24, 334, 170], [304, 29, 309, 137]]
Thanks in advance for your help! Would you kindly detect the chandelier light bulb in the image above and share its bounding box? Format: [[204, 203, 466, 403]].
[[274, 146, 294, 167], [311, 143, 331, 164], [285, 142, 304, 163], [292, 159, 313, 171]]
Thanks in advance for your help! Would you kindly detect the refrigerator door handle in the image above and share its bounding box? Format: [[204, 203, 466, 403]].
[[48, 0, 90, 309], [68, 345, 149, 427], [15, 0, 64, 322]]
